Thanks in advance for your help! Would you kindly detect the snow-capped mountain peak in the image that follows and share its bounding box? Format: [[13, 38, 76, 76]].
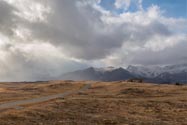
[[163, 63, 187, 74], [127, 63, 187, 78], [127, 65, 161, 78]]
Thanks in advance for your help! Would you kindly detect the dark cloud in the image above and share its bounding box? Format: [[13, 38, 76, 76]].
[[24, 0, 125, 60], [0, 1, 18, 36]]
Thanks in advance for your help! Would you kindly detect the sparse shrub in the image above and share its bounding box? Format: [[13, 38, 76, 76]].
[[139, 79, 143, 83], [120, 88, 145, 94], [127, 79, 133, 82], [175, 82, 182, 86], [127, 78, 143, 83]]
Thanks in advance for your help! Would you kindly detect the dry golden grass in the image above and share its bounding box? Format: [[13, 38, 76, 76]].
[[0, 81, 84, 104], [0, 81, 187, 125]]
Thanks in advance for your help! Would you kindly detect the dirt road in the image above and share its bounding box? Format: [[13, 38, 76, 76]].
[[0, 83, 91, 110]]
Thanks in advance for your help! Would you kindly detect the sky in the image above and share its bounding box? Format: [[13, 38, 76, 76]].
[[0, 0, 186, 81]]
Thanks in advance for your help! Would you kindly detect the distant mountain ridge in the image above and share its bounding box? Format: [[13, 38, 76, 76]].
[[62, 67, 134, 81], [61, 64, 187, 83]]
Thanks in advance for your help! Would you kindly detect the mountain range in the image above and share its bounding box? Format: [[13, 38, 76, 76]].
[[61, 64, 187, 83]]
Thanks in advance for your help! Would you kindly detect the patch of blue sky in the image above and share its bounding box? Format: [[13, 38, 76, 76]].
[[99, 0, 116, 12], [99, 0, 139, 14], [99, 0, 187, 18], [142, 0, 187, 18]]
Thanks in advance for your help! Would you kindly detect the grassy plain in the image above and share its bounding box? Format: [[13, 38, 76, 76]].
[[0, 81, 187, 125]]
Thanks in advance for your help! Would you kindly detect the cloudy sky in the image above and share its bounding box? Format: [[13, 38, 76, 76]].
[[0, 0, 186, 81]]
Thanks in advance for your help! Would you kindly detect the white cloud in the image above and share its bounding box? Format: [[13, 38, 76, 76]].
[[0, 0, 186, 81], [3, 0, 51, 22], [115, 0, 131, 10], [114, 0, 143, 11]]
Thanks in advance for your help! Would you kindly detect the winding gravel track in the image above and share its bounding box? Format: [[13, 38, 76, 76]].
[[0, 83, 91, 110]]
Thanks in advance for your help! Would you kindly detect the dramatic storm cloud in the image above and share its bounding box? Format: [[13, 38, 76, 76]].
[[0, 0, 186, 81]]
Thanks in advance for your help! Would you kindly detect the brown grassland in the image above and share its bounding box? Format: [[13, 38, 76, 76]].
[[0, 81, 187, 125]]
